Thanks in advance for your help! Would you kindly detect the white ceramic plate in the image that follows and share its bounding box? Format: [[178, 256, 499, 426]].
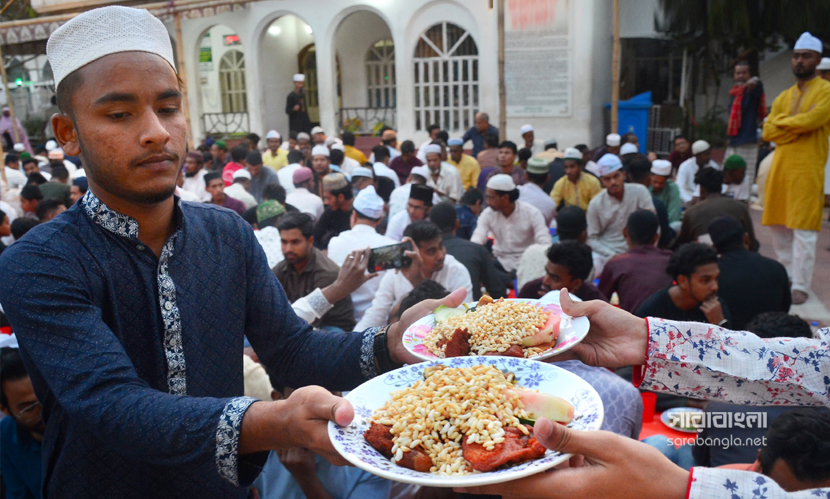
[[328, 357, 604, 487], [661, 407, 704, 434], [402, 298, 590, 362]]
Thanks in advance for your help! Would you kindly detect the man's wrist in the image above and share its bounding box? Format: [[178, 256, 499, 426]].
[[374, 325, 403, 373]]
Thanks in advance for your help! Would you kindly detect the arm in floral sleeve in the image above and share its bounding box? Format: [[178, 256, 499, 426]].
[[689, 467, 830, 499], [636, 319, 830, 407]]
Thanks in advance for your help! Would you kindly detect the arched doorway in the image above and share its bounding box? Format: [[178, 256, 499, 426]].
[[197, 24, 249, 137]]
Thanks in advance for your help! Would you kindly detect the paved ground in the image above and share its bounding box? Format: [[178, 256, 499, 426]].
[[751, 205, 830, 330]]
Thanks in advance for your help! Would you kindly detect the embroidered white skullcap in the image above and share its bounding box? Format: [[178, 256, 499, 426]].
[[45, 139, 58, 151], [691, 140, 710, 155], [520, 124, 533, 134], [330, 142, 345, 151], [620, 143, 638, 155], [794, 32, 823, 53], [13, 143, 25, 152], [233, 169, 251, 180], [296, 132, 310, 141], [353, 185, 384, 219], [311, 126, 325, 135], [563, 147, 582, 160], [352, 166, 373, 179], [606, 133, 621, 146], [47, 6, 176, 89], [265, 130, 280, 140], [486, 174, 516, 191], [423, 144, 443, 156], [818, 57, 830, 71], [311, 145, 330, 157], [596, 154, 623, 177], [650, 159, 672, 176], [293, 73, 305, 82], [410, 166, 430, 179]]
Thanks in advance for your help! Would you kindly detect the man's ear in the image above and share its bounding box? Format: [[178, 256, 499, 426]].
[[52, 113, 80, 157], [571, 277, 584, 292]]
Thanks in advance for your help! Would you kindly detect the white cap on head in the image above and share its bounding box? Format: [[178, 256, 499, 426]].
[[330, 143, 345, 151], [265, 130, 280, 140], [13, 143, 25, 152], [352, 166, 373, 179], [620, 143, 638, 155], [293, 73, 305, 82], [794, 32, 823, 53], [563, 147, 582, 160], [410, 166, 430, 179], [818, 57, 830, 71], [596, 154, 623, 177], [45, 139, 58, 151], [650, 159, 672, 176], [47, 6, 176, 89], [353, 185, 384, 219], [423, 144, 443, 156], [311, 126, 325, 135], [520, 124, 533, 134], [486, 174, 516, 191], [311, 145, 330, 157], [233, 169, 252, 180], [691, 140, 710, 155], [606, 133, 621, 146]]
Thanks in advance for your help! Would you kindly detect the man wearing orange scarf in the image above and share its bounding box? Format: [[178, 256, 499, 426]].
[[726, 62, 766, 185]]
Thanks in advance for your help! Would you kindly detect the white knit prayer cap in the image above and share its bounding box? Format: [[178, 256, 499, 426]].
[[563, 148, 582, 160], [293, 74, 305, 82], [794, 32, 823, 53], [47, 6, 176, 89], [620, 143, 638, 155], [691, 140, 710, 155], [818, 58, 830, 71], [606, 133, 621, 146], [311, 145, 330, 157], [650, 160, 672, 176], [486, 174, 516, 191], [423, 144, 443, 156], [596, 154, 623, 177], [265, 130, 280, 140], [353, 185, 384, 219]]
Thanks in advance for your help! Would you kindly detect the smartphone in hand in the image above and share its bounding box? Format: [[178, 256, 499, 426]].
[[367, 241, 413, 272]]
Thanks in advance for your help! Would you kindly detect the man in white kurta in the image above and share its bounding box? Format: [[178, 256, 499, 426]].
[[423, 144, 463, 203], [677, 140, 720, 205]]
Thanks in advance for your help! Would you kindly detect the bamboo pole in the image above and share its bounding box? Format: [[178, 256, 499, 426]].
[[497, 0, 506, 142], [610, 0, 620, 134], [0, 43, 21, 144], [174, 10, 193, 149]]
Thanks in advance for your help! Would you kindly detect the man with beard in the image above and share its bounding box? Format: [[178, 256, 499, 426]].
[[1, 346, 45, 499], [181, 151, 210, 201]]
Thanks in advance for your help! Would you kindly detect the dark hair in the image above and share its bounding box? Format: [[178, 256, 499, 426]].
[[745, 312, 812, 339], [21, 157, 38, 168], [493, 189, 520, 203], [204, 172, 223, 185], [11, 217, 39, 240], [627, 156, 652, 183], [289, 131, 298, 141], [498, 141, 517, 154], [398, 279, 449, 317], [484, 133, 499, 148], [436, 131, 449, 143], [72, 177, 88, 194], [20, 184, 43, 201], [0, 208, 5, 222], [428, 202, 457, 233], [287, 150, 304, 164], [245, 150, 263, 166], [372, 145, 390, 163], [545, 141, 558, 151], [674, 134, 688, 143], [401, 140, 416, 154], [241, 207, 258, 227], [277, 211, 314, 239], [37, 198, 65, 220], [56, 69, 84, 116], [527, 172, 548, 186], [341, 131, 356, 146], [230, 146, 248, 163], [0, 347, 30, 409], [759, 409, 830, 484], [246, 133, 260, 145], [426, 124, 441, 134], [666, 243, 718, 280], [574, 144, 588, 153], [460, 187, 483, 206], [621, 132, 638, 144], [329, 149, 345, 166], [556, 206, 587, 241], [403, 220, 442, 247], [695, 167, 723, 195], [262, 183, 286, 204], [26, 172, 48, 186], [626, 209, 659, 246], [328, 183, 354, 201], [546, 241, 593, 281], [374, 176, 395, 203], [517, 148, 533, 162], [50, 164, 69, 182]]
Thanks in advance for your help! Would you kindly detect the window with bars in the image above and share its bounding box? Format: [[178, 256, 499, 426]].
[[219, 49, 247, 113], [366, 40, 396, 108], [413, 22, 478, 133]]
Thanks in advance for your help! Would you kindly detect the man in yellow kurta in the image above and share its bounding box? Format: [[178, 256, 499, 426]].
[[262, 130, 289, 171], [762, 32, 830, 305], [550, 147, 602, 211], [447, 138, 481, 191]]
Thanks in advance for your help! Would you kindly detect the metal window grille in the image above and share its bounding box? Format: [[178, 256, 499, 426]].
[[219, 50, 247, 113], [366, 40, 396, 108]]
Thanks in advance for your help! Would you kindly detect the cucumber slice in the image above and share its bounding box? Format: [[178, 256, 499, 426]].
[[518, 417, 536, 426], [434, 305, 465, 323]]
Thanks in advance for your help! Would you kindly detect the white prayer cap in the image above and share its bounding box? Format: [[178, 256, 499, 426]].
[[818, 57, 830, 70], [794, 32, 823, 53], [596, 154, 623, 177], [47, 6, 176, 89], [296, 132, 310, 141], [45, 139, 58, 151], [233, 169, 251, 180], [293, 73, 305, 82], [330, 142, 345, 151], [691, 140, 710, 155], [620, 143, 638, 155], [423, 144, 443, 156], [486, 174, 516, 192], [606, 133, 621, 146], [265, 130, 281, 140], [410, 166, 430, 179], [650, 159, 672, 176], [447, 138, 463, 146], [311, 145, 330, 157], [352, 166, 373, 179], [520, 124, 533, 134], [563, 147, 582, 160], [311, 126, 325, 135], [353, 185, 384, 219], [13, 143, 25, 152]]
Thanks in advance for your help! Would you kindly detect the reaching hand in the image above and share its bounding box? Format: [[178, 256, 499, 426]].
[[399, 237, 425, 288], [456, 417, 689, 499], [274, 386, 353, 466], [323, 248, 378, 304], [387, 287, 468, 365], [547, 289, 648, 369]]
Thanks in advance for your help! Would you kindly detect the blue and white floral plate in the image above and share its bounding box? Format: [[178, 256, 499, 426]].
[[328, 357, 604, 487]]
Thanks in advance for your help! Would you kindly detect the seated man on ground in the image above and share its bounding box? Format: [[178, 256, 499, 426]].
[[224, 169, 258, 210], [520, 240, 607, 302], [385, 183, 435, 242], [286, 166, 324, 221], [454, 187, 483, 240], [204, 171, 246, 216], [550, 147, 602, 211], [598, 210, 673, 313], [518, 157, 557, 226], [356, 220, 472, 330], [313, 172, 354, 250], [516, 205, 588, 290], [649, 159, 682, 232], [253, 200, 287, 270]]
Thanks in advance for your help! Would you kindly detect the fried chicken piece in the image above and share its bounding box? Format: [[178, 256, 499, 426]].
[[477, 295, 494, 307], [462, 426, 547, 472], [443, 327, 471, 358], [364, 422, 432, 472], [482, 344, 524, 358]]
